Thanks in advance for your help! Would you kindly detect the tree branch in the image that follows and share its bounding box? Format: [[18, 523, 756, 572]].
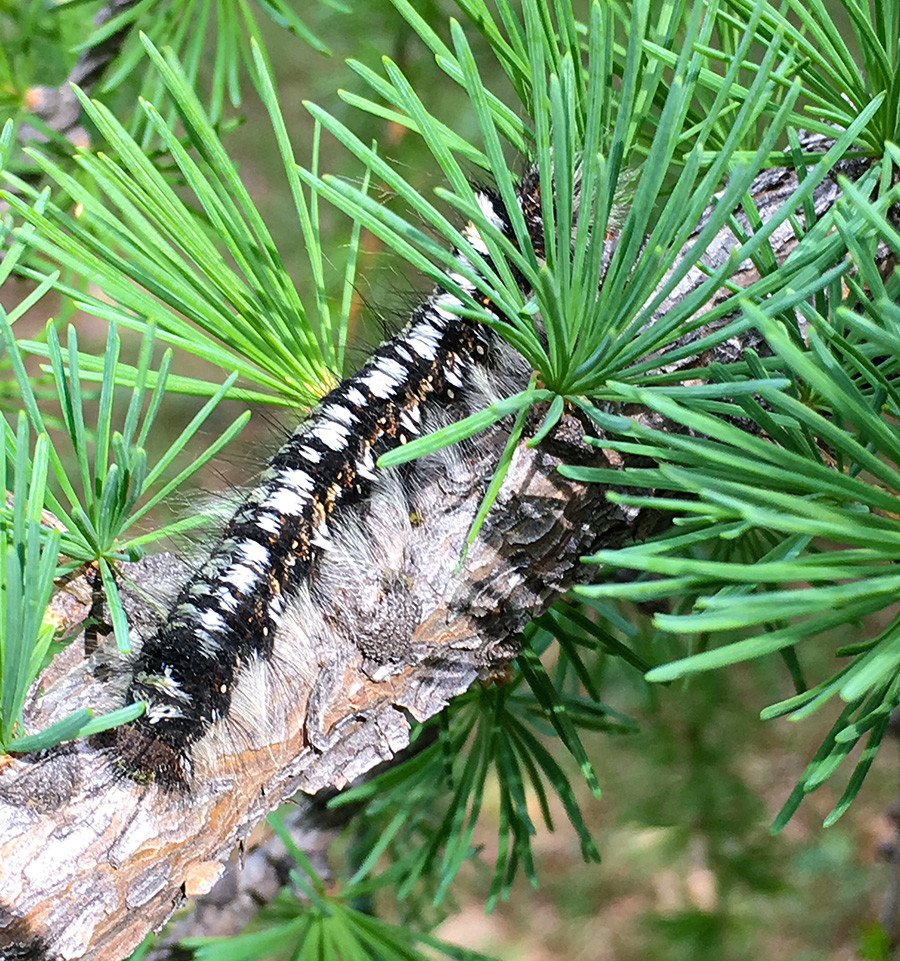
[[0, 144, 878, 961], [22, 0, 140, 148]]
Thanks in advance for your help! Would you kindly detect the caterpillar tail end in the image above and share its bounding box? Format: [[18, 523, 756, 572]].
[[94, 724, 193, 789]]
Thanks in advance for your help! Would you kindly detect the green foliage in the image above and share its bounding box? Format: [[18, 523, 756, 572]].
[[4, 313, 248, 652], [182, 811, 499, 961], [332, 630, 638, 915], [1, 0, 343, 151], [0, 414, 145, 753], [721, 0, 900, 150], [1, 39, 368, 406], [0, 418, 57, 748], [0, 295, 237, 744], [0, 143, 238, 744], [75, 0, 342, 134], [310, 0, 872, 470], [322, 0, 872, 575], [0, 38, 373, 406], [564, 158, 900, 824]]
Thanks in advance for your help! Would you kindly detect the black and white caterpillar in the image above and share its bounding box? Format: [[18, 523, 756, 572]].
[[114, 172, 544, 783]]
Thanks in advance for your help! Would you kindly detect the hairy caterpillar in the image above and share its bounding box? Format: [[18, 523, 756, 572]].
[[113, 172, 544, 784]]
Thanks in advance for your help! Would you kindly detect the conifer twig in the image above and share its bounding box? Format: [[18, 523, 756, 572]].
[[22, 0, 140, 147]]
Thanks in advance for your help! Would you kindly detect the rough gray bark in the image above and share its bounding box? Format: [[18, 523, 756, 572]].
[[0, 143, 880, 961]]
